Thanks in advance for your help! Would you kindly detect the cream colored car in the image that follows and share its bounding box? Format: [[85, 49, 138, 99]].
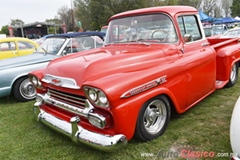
[[230, 96, 240, 160]]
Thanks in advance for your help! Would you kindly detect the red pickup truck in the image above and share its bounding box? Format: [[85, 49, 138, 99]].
[[29, 6, 240, 151]]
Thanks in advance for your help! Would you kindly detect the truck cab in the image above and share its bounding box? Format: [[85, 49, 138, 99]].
[[29, 6, 240, 151]]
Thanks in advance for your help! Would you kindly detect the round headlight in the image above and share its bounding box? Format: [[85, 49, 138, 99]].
[[32, 77, 38, 86], [89, 88, 98, 101], [37, 80, 42, 88], [98, 91, 108, 104]]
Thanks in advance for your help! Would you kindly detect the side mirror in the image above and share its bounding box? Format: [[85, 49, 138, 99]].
[[61, 50, 67, 56], [183, 34, 192, 43]]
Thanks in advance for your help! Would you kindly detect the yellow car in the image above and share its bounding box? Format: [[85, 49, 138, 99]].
[[0, 37, 39, 60]]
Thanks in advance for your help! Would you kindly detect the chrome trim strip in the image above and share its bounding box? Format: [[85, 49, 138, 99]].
[[121, 75, 167, 98], [42, 74, 80, 89], [37, 93, 93, 118], [48, 89, 85, 106]]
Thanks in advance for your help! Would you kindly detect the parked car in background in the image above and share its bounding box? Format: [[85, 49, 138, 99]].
[[0, 32, 105, 102], [220, 28, 240, 38], [230, 97, 240, 160], [35, 34, 53, 45], [100, 25, 108, 33], [203, 26, 213, 37], [0, 37, 39, 60], [212, 24, 227, 36]]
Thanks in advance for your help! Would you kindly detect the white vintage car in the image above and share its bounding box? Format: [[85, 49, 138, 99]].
[[230, 96, 240, 160]]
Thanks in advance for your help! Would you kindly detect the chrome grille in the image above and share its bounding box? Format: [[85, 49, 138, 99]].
[[47, 89, 86, 108]]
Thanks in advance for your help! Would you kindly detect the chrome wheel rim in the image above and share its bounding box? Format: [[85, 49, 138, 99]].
[[230, 63, 237, 82], [143, 99, 167, 135], [19, 78, 36, 100]]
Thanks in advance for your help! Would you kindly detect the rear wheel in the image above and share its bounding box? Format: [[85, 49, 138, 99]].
[[13, 77, 37, 102], [134, 95, 171, 141], [225, 62, 239, 88]]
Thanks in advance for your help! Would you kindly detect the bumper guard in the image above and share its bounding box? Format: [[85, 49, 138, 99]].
[[33, 101, 127, 152]]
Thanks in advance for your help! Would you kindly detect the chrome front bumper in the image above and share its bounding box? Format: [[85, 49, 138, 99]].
[[33, 101, 127, 151]]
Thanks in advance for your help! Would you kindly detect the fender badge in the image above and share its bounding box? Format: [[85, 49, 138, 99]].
[[121, 75, 167, 98]]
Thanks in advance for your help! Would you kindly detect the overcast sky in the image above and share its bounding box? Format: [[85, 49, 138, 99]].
[[0, 0, 71, 28]]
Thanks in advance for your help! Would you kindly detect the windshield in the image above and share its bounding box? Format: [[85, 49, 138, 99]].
[[37, 37, 66, 55], [221, 29, 240, 38], [105, 14, 177, 44], [64, 35, 104, 53], [212, 25, 227, 35]]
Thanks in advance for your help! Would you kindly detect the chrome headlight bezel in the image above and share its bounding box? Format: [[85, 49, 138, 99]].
[[89, 88, 98, 102], [29, 75, 43, 89], [84, 86, 109, 108]]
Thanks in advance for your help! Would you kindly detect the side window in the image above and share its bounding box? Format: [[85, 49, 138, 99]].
[[18, 41, 35, 50], [0, 42, 16, 51], [178, 15, 202, 42], [64, 39, 83, 54]]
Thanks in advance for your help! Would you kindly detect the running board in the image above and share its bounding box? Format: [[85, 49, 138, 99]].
[[215, 80, 228, 89]]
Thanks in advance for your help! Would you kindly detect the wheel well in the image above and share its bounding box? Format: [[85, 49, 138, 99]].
[[11, 75, 28, 94], [159, 93, 178, 115]]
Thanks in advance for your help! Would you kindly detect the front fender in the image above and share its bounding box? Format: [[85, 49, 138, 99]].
[[110, 86, 181, 140]]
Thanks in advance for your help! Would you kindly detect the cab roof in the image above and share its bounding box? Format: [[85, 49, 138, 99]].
[[109, 6, 198, 22]]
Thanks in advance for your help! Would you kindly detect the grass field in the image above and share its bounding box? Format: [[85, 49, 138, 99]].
[[0, 77, 240, 160]]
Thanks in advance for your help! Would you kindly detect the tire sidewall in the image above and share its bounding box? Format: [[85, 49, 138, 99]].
[[13, 77, 36, 102], [135, 95, 171, 141], [226, 62, 239, 88]]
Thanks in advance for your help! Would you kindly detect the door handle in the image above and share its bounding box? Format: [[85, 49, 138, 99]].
[[201, 42, 210, 46]]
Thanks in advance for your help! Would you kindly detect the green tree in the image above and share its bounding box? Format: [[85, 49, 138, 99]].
[[202, 0, 216, 16], [167, 0, 177, 5], [74, 0, 93, 31], [222, 0, 232, 17], [177, 0, 202, 9], [230, 0, 240, 17], [74, 0, 152, 31], [0, 25, 9, 35], [57, 5, 73, 32], [45, 18, 62, 25], [45, 18, 62, 34], [213, 5, 222, 18], [10, 19, 24, 27]]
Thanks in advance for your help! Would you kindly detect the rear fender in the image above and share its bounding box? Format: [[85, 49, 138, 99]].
[[216, 44, 240, 81]]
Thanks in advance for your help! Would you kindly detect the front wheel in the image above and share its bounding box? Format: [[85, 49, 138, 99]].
[[225, 62, 239, 88], [134, 95, 171, 141], [13, 77, 37, 102]]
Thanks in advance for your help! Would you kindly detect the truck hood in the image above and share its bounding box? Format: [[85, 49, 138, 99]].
[[43, 44, 167, 86], [0, 52, 56, 70]]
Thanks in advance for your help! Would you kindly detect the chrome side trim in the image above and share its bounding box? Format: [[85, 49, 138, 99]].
[[121, 75, 167, 98]]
